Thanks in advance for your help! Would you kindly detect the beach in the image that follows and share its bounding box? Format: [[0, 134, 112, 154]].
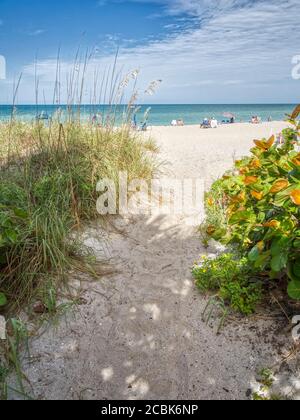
[[2, 0, 299, 403], [13, 120, 298, 400], [148, 121, 288, 182]]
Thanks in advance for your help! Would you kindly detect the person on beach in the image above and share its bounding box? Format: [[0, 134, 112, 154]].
[[141, 122, 147, 131], [131, 114, 138, 130], [210, 117, 218, 128], [171, 119, 177, 126], [251, 116, 261, 124], [92, 113, 103, 127], [201, 118, 211, 128]]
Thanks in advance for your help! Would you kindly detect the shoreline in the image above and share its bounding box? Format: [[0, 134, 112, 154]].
[[0, 120, 287, 127], [147, 120, 286, 128]]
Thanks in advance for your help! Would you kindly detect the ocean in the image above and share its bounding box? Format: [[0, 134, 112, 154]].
[[0, 104, 296, 126]]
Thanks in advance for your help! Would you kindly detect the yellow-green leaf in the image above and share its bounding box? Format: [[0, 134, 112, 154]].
[[290, 190, 300, 205], [270, 179, 289, 193]]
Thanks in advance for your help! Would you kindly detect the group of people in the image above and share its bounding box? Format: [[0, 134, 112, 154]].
[[171, 117, 219, 128], [200, 116, 236, 128], [200, 117, 219, 129], [171, 116, 237, 129], [251, 116, 262, 124], [222, 117, 236, 125], [131, 111, 150, 131], [92, 113, 103, 126], [132, 121, 148, 131], [169, 113, 274, 128], [171, 119, 185, 126]]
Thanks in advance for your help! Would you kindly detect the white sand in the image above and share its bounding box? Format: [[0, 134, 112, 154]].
[[148, 122, 288, 182], [13, 121, 300, 401]]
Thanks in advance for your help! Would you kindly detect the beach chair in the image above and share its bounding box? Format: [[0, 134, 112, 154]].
[[201, 120, 210, 129], [139, 122, 147, 132]]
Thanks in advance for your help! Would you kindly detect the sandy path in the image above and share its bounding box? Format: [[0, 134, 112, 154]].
[[17, 122, 291, 400]]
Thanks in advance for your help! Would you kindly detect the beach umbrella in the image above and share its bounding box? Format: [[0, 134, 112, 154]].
[[223, 112, 236, 119]]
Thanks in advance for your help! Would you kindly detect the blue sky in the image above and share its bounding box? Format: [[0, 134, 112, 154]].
[[0, 0, 299, 104]]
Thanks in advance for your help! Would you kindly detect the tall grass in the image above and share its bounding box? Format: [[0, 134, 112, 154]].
[[0, 54, 158, 313]]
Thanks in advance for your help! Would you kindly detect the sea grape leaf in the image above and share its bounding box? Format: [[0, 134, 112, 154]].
[[248, 246, 260, 262], [270, 253, 288, 272], [288, 280, 300, 300], [271, 237, 290, 257], [293, 239, 300, 249], [293, 260, 300, 277], [0, 293, 7, 307], [287, 263, 300, 282]]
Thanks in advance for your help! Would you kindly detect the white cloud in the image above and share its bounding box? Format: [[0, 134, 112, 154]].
[[27, 29, 46, 36], [3, 0, 300, 103]]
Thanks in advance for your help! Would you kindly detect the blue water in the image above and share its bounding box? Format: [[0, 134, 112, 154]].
[[0, 104, 296, 126]]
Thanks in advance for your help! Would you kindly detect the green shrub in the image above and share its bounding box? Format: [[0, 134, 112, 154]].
[[219, 280, 262, 315], [193, 253, 262, 315], [193, 253, 248, 291], [202, 105, 300, 303]]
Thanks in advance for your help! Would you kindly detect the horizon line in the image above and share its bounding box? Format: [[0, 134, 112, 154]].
[[0, 103, 298, 106]]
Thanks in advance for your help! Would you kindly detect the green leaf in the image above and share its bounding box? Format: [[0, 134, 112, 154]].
[[273, 194, 289, 207], [254, 251, 271, 269], [293, 239, 300, 249], [288, 169, 300, 182], [288, 280, 300, 300], [248, 246, 260, 262], [211, 228, 227, 241], [13, 208, 28, 219], [271, 253, 288, 272], [271, 237, 290, 257], [229, 211, 253, 225], [5, 229, 18, 243], [258, 212, 266, 223], [0, 292, 7, 307], [293, 260, 300, 277], [287, 263, 300, 282]]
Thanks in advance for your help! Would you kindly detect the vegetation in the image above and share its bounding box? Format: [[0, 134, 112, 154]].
[[195, 105, 300, 314], [193, 254, 262, 315], [0, 52, 160, 398], [0, 120, 156, 313], [0, 117, 156, 399], [252, 368, 285, 400]]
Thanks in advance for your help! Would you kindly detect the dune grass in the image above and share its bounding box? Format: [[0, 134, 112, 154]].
[[0, 119, 157, 313]]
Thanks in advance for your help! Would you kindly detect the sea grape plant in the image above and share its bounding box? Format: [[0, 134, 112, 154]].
[[205, 105, 300, 300]]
